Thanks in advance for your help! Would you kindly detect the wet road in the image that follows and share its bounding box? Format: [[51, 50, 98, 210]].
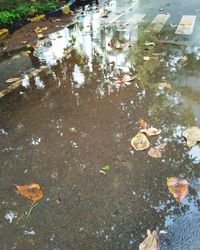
[[1, 0, 200, 249]]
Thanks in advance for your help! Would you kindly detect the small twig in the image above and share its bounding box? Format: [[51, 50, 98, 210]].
[[24, 200, 40, 227]]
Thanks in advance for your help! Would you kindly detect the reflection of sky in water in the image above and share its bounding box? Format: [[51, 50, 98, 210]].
[[188, 145, 200, 163], [72, 64, 85, 88]]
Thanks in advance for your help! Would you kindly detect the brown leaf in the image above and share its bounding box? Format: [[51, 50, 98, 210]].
[[131, 132, 150, 151], [6, 77, 21, 83], [138, 118, 148, 129], [148, 144, 166, 158], [16, 183, 43, 202], [167, 177, 188, 203], [140, 127, 161, 136], [158, 82, 172, 89], [182, 127, 200, 147], [101, 12, 108, 18], [139, 229, 160, 250]]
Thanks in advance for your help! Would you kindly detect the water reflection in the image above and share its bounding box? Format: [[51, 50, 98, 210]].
[[1, 3, 200, 249]]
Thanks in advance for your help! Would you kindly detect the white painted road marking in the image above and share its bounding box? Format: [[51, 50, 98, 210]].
[[108, 4, 134, 24], [147, 14, 171, 32], [175, 15, 196, 35], [124, 14, 146, 26]]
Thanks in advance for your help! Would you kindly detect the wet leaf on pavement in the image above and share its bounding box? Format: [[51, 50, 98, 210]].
[[6, 78, 21, 83], [158, 82, 172, 89], [16, 183, 43, 202], [131, 132, 150, 151], [138, 119, 148, 129], [167, 177, 188, 203], [102, 165, 110, 171], [34, 26, 48, 34], [140, 127, 161, 136], [148, 144, 166, 158], [115, 76, 136, 84], [182, 127, 200, 147], [139, 229, 160, 250]]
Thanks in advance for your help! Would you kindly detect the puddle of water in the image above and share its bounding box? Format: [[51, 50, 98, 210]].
[[1, 1, 200, 249]]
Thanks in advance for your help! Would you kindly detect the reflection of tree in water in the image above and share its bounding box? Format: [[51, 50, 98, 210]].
[[27, 22, 200, 248]]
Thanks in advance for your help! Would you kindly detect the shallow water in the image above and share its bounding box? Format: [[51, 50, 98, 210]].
[[1, 1, 200, 249]]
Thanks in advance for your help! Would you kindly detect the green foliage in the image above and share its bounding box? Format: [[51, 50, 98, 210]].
[[0, 1, 63, 27]]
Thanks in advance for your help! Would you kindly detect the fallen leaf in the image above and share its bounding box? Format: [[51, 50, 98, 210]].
[[34, 26, 48, 34], [158, 82, 172, 89], [28, 14, 45, 22], [144, 42, 155, 46], [115, 43, 125, 50], [138, 118, 148, 129], [143, 56, 151, 61], [181, 55, 188, 62], [140, 127, 161, 136], [131, 132, 150, 151], [148, 144, 166, 158], [37, 34, 44, 39], [182, 127, 200, 147], [102, 165, 110, 171], [16, 183, 43, 202], [32, 44, 40, 49], [6, 77, 21, 83], [20, 41, 28, 44], [139, 229, 160, 250], [167, 177, 188, 203]]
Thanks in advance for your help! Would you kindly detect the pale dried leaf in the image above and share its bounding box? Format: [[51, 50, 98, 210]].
[[143, 56, 150, 61], [139, 229, 160, 250], [182, 127, 200, 147], [140, 127, 161, 136], [131, 132, 150, 151], [148, 144, 166, 158]]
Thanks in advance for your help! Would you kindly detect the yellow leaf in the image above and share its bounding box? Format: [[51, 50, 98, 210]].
[[167, 177, 188, 203], [138, 118, 148, 129], [16, 183, 43, 202], [131, 132, 150, 151], [61, 5, 70, 15], [28, 14, 45, 22]]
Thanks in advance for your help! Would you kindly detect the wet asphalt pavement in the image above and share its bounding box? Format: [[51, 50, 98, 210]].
[[1, 0, 200, 249]]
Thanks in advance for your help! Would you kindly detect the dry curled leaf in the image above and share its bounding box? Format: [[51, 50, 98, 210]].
[[139, 229, 160, 250], [158, 82, 172, 90], [16, 183, 43, 202], [6, 77, 21, 83], [182, 127, 200, 147], [148, 144, 166, 158], [140, 127, 161, 136], [138, 118, 148, 129], [131, 132, 150, 151], [167, 177, 188, 203]]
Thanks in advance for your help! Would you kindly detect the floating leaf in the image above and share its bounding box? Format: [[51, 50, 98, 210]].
[[148, 144, 166, 158], [140, 127, 161, 136], [167, 177, 188, 203], [158, 82, 172, 89], [102, 165, 110, 171], [139, 229, 160, 250], [6, 78, 20, 83], [16, 183, 43, 202], [131, 132, 150, 151], [101, 12, 108, 18], [182, 127, 200, 147], [34, 26, 48, 34], [37, 34, 44, 39], [138, 118, 148, 129]]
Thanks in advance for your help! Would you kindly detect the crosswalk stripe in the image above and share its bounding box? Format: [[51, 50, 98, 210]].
[[175, 15, 196, 35], [108, 4, 134, 24], [147, 14, 170, 32], [125, 14, 145, 26]]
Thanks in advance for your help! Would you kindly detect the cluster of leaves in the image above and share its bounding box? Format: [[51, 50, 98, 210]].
[[0, 1, 62, 26]]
